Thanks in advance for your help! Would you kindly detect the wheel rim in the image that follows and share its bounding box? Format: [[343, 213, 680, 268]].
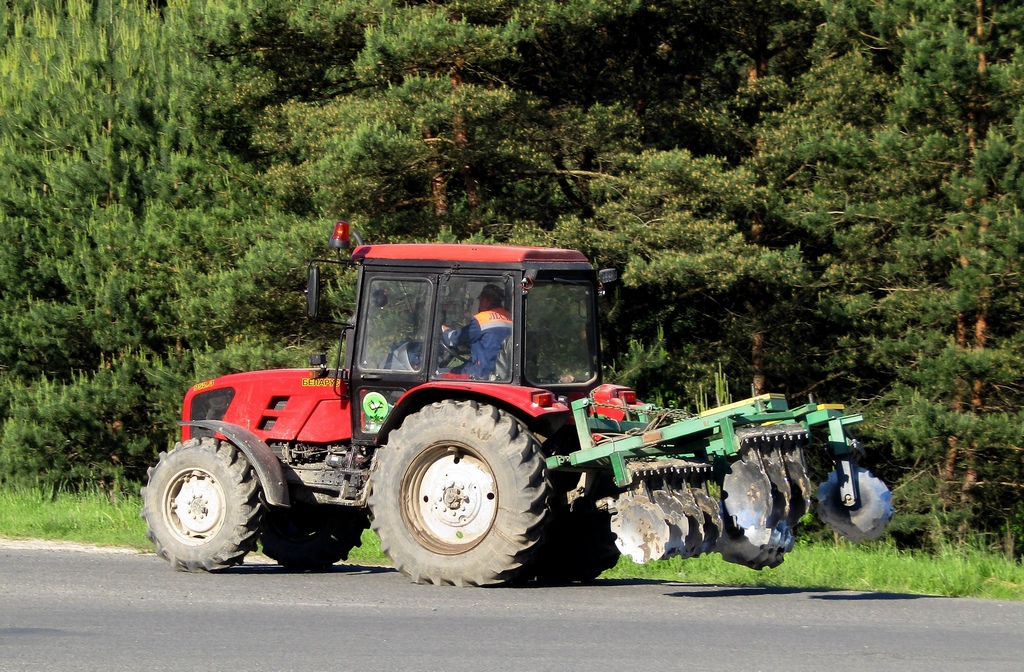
[[164, 468, 226, 545], [404, 445, 498, 554]]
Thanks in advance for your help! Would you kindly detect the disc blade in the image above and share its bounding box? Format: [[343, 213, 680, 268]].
[[692, 488, 723, 556], [610, 492, 673, 564], [722, 447, 771, 533]]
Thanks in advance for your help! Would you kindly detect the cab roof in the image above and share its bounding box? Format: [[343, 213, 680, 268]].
[[351, 244, 591, 265]]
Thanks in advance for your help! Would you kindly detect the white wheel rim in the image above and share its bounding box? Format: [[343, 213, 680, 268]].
[[414, 451, 497, 550], [165, 468, 225, 544]]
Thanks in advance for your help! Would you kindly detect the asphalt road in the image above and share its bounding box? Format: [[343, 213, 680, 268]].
[[1, 541, 1022, 672]]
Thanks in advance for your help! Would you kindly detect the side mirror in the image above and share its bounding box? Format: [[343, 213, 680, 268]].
[[306, 264, 321, 319], [598, 268, 617, 296]]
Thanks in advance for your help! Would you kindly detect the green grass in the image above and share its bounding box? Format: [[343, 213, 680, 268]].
[[2, 486, 1023, 600], [604, 540, 1024, 601], [0, 486, 151, 550]]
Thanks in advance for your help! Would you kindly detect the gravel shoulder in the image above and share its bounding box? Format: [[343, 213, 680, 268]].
[[0, 537, 144, 554], [0, 536, 277, 563]]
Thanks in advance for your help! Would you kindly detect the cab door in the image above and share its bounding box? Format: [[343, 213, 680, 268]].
[[349, 272, 435, 444]]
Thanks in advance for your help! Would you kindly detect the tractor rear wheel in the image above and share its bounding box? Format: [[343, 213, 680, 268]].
[[527, 471, 620, 583], [528, 498, 620, 583], [260, 503, 369, 571], [368, 400, 551, 586], [141, 437, 262, 572]]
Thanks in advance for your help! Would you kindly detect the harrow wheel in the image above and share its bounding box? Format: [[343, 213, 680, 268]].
[[817, 466, 894, 542]]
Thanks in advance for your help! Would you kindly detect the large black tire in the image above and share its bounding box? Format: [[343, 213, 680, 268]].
[[527, 470, 621, 583], [528, 498, 620, 583], [368, 400, 551, 586], [141, 437, 263, 572], [260, 503, 370, 571]]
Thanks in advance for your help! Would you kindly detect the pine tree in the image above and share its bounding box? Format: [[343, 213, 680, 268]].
[[0, 0, 321, 486], [756, 0, 1024, 551]]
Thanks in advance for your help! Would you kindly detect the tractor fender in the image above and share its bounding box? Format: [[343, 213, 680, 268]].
[[179, 420, 290, 508], [376, 383, 573, 445]]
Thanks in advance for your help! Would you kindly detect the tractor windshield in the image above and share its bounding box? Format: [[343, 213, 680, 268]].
[[432, 276, 514, 381], [524, 281, 598, 387]]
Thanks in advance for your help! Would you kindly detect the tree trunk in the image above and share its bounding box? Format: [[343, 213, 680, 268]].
[[751, 329, 766, 395], [955, 0, 991, 511], [423, 128, 449, 217], [749, 213, 766, 395], [450, 54, 481, 230]]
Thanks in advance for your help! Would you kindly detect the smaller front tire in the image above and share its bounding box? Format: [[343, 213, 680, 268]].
[[141, 437, 263, 572]]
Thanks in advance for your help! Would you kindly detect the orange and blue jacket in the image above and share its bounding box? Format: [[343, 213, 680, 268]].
[[442, 308, 512, 378]]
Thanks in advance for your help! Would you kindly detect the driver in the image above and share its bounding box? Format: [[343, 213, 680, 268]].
[[440, 284, 512, 379]]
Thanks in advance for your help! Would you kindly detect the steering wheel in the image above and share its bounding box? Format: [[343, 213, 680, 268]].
[[380, 340, 423, 371], [439, 330, 470, 365]]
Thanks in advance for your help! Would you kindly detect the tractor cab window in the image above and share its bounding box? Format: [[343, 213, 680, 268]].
[[524, 281, 597, 386], [358, 278, 431, 372], [432, 276, 514, 381]]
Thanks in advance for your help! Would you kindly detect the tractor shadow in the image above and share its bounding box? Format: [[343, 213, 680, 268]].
[[489, 577, 935, 600], [223, 560, 398, 576], [535, 576, 935, 600], [216, 564, 938, 600], [661, 584, 939, 600]]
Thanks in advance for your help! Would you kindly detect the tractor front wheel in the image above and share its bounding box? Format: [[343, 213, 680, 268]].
[[368, 400, 550, 586], [141, 437, 262, 572]]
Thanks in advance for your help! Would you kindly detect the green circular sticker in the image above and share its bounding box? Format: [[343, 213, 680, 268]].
[[362, 392, 390, 423]]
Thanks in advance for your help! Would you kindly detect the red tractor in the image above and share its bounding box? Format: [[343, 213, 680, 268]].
[[142, 224, 892, 585]]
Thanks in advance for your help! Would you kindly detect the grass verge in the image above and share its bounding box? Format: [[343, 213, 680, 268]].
[[2, 486, 1022, 600], [604, 540, 1024, 600], [0, 486, 151, 550]]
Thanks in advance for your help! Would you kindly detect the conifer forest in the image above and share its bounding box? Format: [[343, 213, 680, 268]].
[[1, 0, 1023, 556]]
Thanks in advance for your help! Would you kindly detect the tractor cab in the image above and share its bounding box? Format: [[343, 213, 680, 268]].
[[310, 242, 605, 445]]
